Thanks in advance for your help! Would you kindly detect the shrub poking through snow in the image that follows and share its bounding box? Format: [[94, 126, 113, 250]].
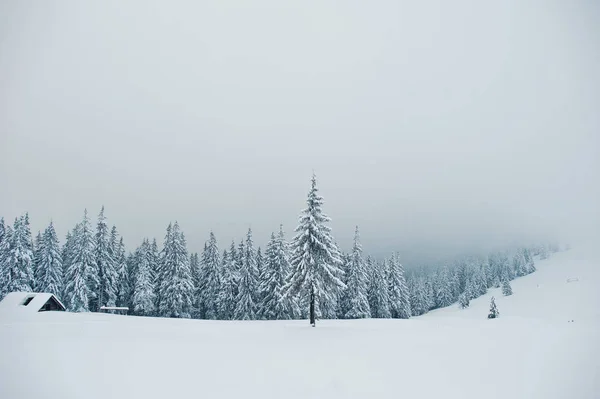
[[488, 296, 499, 319]]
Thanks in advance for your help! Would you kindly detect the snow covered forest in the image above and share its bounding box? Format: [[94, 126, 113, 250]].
[[0, 175, 559, 321]]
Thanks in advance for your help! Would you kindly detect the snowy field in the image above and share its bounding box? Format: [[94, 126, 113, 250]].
[[1, 246, 598, 399]]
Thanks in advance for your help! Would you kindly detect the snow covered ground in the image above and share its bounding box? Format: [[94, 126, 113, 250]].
[[1, 246, 598, 399]]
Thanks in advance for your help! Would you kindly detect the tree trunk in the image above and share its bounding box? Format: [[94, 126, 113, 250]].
[[309, 286, 315, 327]]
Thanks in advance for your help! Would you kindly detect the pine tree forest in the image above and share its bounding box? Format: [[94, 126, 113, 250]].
[[0, 176, 560, 323]]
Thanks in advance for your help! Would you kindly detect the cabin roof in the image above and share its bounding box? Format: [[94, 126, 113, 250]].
[[0, 292, 66, 313]]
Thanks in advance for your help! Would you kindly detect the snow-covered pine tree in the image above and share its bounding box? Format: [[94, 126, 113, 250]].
[[502, 279, 513, 296], [0, 218, 6, 298], [198, 232, 221, 319], [523, 248, 536, 274], [132, 239, 156, 316], [260, 226, 296, 320], [159, 222, 194, 318], [368, 257, 391, 318], [458, 292, 470, 309], [234, 228, 259, 320], [33, 231, 43, 288], [344, 226, 371, 319], [255, 247, 265, 312], [190, 252, 201, 318], [64, 210, 97, 312], [283, 174, 345, 326], [257, 232, 276, 319], [217, 241, 238, 320], [513, 249, 528, 277], [95, 207, 117, 309], [338, 252, 351, 318], [435, 266, 454, 308], [408, 277, 428, 316], [2, 216, 35, 294], [35, 221, 63, 296], [155, 223, 172, 312], [424, 278, 436, 311], [115, 237, 130, 308], [388, 252, 411, 319], [488, 296, 499, 319]]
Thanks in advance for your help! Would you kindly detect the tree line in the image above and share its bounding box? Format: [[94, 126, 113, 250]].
[[0, 175, 558, 324]]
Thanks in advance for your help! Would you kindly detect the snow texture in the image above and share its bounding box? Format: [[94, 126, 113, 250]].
[[0, 245, 599, 398]]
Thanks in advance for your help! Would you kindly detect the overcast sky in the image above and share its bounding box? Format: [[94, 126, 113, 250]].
[[1, 1, 598, 262]]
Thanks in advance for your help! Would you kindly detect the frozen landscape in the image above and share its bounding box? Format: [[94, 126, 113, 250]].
[[1, 245, 598, 399]]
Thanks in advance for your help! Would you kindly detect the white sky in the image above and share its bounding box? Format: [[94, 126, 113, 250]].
[[1, 0, 598, 261]]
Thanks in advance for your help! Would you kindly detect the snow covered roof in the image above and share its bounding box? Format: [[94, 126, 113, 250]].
[[0, 292, 66, 314]]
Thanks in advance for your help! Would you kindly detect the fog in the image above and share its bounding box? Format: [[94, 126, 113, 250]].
[[1, 1, 598, 263]]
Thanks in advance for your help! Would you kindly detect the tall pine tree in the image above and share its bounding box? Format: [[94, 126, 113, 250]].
[[344, 226, 371, 319], [388, 253, 411, 319], [95, 207, 117, 309], [35, 221, 63, 296], [284, 175, 345, 326], [234, 228, 259, 320], [64, 210, 97, 312], [159, 222, 194, 318], [198, 232, 221, 319]]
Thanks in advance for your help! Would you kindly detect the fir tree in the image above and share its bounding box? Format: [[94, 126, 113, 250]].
[[260, 226, 296, 320], [132, 239, 156, 316], [284, 174, 345, 326], [2, 216, 35, 294], [64, 210, 97, 312], [217, 241, 238, 320], [255, 247, 265, 310], [388, 253, 411, 319], [409, 277, 429, 316], [35, 221, 63, 296], [0, 218, 6, 297], [523, 248, 536, 274], [344, 226, 371, 319], [159, 222, 194, 318], [458, 292, 470, 309], [488, 296, 499, 319], [33, 231, 43, 288], [234, 228, 259, 320], [435, 266, 454, 308], [368, 257, 391, 318], [513, 249, 528, 277], [502, 279, 513, 296], [198, 232, 221, 319], [115, 237, 130, 308], [95, 207, 117, 309]]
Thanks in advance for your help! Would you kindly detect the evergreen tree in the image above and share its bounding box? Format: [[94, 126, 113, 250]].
[[435, 266, 454, 308], [132, 239, 156, 316], [190, 252, 201, 318], [35, 221, 63, 296], [0, 218, 6, 297], [33, 231, 43, 288], [368, 257, 391, 318], [95, 207, 117, 309], [198, 232, 221, 319], [255, 247, 265, 311], [409, 277, 429, 316], [115, 237, 130, 308], [458, 292, 470, 309], [502, 279, 513, 296], [2, 216, 35, 294], [284, 174, 345, 326], [217, 241, 238, 320], [344, 226, 371, 319], [159, 222, 194, 318], [523, 248, 536, 274], [260, 226, 296, 320], [513, 249, 528, 277], [64, 210, 97, 312], [488, 296, 499, 319], [234, 228, 259, 320], [388, 253, 411, 319]]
